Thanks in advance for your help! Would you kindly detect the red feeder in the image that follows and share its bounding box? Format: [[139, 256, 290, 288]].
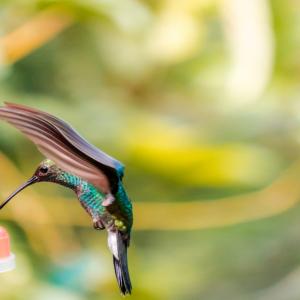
[[0, 227, 15, 272]]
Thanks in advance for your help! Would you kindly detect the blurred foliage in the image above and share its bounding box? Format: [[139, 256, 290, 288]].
[[0, 0, 300, 299]]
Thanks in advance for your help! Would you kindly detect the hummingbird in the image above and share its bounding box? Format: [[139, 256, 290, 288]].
[[0, 102, 133, 295]]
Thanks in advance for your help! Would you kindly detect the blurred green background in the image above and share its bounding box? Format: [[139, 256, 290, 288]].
[[0, 0, 300, 299]]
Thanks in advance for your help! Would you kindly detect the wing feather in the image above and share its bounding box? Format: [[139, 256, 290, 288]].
[[0, 104, 122, 193], [5, 103, 124, 176]]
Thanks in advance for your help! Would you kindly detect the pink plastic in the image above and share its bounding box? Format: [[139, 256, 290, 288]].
[[0, 227, 10, 258], [0, 227, 15, 272]]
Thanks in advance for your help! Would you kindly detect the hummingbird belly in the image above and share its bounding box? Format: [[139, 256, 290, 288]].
[[77, 181, 126, 232]]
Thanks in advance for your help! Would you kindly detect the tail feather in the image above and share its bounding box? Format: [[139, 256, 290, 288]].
[[108, 231, 132, 295]]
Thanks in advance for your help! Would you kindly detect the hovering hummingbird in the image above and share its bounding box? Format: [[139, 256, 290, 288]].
[[0, 102, 132, 295]]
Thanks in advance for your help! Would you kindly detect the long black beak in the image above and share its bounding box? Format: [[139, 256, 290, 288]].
[[0, 176, 39, 209]]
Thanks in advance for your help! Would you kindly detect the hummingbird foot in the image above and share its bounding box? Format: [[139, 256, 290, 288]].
[[93, 219, 105, 230], [102, 193, 115, 207]]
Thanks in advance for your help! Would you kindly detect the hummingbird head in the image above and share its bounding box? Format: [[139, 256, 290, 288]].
[[0, 159, 62, 209], [32, 159, 61, 182]]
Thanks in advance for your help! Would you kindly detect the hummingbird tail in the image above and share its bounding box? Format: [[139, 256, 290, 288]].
[[108, 231, 132, 295]]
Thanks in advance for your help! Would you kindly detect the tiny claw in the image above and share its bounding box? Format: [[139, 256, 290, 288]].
[[93, 220, 105, 230], [102, 194, 115, 207]]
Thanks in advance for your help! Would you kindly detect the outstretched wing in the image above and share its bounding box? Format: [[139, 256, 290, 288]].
[[0, 102, 124, 193]]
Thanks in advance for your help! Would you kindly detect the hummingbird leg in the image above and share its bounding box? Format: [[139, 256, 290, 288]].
[[79, 200, 105, 230], [102, 193, 115, 207], [93, 219, 105, 230]]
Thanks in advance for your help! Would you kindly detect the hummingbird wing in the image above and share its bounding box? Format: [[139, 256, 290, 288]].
[[0, 103, 124, 193]]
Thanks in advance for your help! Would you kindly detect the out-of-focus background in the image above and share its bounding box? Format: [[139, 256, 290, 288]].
[[0, 0, 299, 299]]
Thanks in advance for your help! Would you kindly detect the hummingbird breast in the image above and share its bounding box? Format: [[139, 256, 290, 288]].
[[56, 171, 131, 232]]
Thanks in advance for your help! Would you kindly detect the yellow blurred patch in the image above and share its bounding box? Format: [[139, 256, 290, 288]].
[[125, 118, 281, 186]]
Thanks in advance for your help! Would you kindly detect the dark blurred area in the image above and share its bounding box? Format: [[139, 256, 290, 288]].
[[0, 0, 300, 299]]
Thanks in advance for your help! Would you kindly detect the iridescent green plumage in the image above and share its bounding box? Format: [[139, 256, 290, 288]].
[[57, 168, 133, 235]]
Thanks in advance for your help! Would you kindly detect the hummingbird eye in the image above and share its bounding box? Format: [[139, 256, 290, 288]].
[[40, 166, 48, 174]]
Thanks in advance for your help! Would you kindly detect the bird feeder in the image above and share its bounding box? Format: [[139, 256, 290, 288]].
[[0, 227, 15, 272]]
